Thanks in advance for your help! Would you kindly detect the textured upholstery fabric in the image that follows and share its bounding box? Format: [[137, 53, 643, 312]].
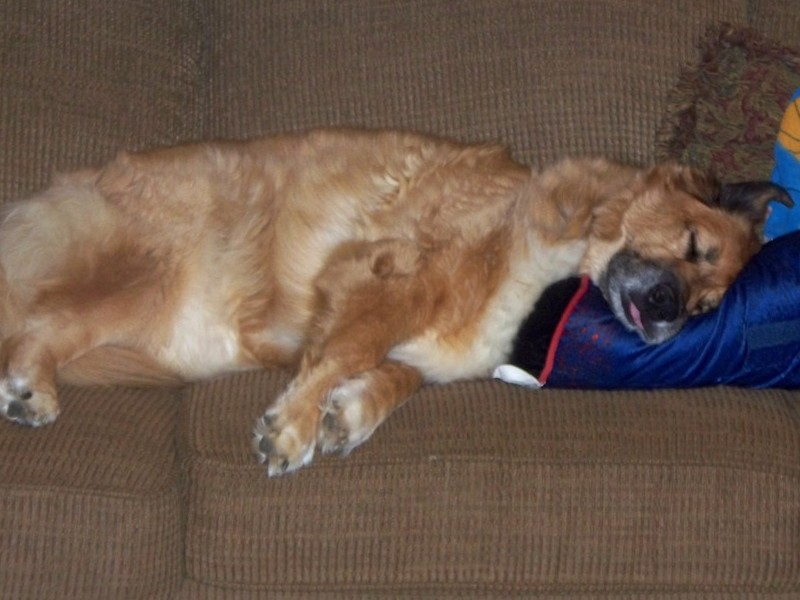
[[1, 0, 800, 597], [180, 371, 800, 596], [749, 0, 800, 48], [0, 386, 183, 599], [202, 0, 747, 167], [0, 0, 203, 203]]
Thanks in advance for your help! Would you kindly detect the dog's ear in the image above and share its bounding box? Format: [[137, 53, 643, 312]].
[[662, 163, 795, 226], [657, 164, 795, 231], [674, 166, 720, 206], [716, 181, 794, 226], [648, 164, 720, 205]]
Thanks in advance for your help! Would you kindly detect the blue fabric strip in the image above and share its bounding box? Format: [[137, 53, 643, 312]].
[[746, 319, 800, 350]]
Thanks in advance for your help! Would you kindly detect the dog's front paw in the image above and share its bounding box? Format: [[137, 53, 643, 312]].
[[0, 377, 59, 427], [252, 409, 317, 477]]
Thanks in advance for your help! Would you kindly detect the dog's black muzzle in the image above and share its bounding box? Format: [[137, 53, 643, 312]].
[[598, 251, 688, 344]]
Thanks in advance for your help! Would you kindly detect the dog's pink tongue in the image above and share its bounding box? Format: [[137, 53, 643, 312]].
[[629, 300, 644, 330]]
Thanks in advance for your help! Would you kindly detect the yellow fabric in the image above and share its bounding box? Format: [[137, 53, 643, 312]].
[[778, 97, 800, 154]]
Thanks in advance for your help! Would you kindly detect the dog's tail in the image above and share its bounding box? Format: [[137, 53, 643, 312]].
[[0, 171, 123, 339], [59, 346, 185, 388], [0, 175, 185, 389]]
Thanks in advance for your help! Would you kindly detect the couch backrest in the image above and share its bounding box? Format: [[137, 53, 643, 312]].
[[2, 0, 799, 204], [202, 0, 800, 166], [0, 0, 202, 202]]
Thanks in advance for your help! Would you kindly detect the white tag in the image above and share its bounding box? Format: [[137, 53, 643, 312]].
[[492, 364, 543, 389]]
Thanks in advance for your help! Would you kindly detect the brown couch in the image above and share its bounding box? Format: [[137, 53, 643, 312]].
[[2, 2, 800, 598]]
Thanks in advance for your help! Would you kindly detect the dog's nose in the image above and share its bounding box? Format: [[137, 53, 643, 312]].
[[645, 282, 680, 322]]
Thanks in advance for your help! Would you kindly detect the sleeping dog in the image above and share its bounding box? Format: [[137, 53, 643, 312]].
[[0, 128, 790, 475]]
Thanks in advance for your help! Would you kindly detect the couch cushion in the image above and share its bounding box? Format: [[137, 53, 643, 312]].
[[203, 0, 749, 167], [0, 385, 183, 600], [181, 370, 800, 596], [0, 0, 204, 204]]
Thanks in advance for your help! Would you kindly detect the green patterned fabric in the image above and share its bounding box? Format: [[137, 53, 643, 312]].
[[657, 24, 800, 182]]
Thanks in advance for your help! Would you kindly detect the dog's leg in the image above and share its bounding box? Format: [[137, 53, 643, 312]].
[[0, 325, 84, 426], [317, 360, 422, 456], [253, 361, 421, 475], [252, 358, 367, 476], [251, 238, 437, 476], [0, 266, 172, 426]]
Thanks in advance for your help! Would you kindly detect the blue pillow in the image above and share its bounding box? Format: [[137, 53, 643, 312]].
[[540, 231, 800, 389]]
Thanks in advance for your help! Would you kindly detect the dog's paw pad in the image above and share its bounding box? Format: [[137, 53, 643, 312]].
[[318, 377, 376, 456], [6, 400, 29, 420], [320, 410, 349, 453]]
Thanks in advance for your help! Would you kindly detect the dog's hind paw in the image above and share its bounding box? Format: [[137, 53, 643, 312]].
[[0, 377, 59, 427], [252, 411, 316, 477]]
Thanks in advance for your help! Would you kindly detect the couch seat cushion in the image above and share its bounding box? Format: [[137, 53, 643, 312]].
[[181, 371, 800, 596], [0, 385, 183, 600]]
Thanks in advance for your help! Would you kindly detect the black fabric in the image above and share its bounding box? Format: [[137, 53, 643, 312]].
[[508, 277, 581, 378]]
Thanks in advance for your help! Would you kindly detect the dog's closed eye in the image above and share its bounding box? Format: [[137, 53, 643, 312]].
[[685, 228, 719, 265], [686, 228, 700, 263]]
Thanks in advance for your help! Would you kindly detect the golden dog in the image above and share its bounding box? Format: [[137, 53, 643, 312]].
[[0, 128, 790, 475]]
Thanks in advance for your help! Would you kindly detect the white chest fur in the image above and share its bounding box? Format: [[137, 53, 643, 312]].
[[388, 236, 586, 383]]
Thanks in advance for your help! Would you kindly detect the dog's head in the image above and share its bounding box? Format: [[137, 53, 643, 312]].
[[583, 164, 793, 344]]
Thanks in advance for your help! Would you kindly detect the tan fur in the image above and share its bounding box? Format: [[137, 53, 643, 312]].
[[0, 128, 778, 475]]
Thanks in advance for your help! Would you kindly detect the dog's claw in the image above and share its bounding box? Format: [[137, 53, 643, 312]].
[[257, 435, 272, 456], [252, 411, 316, 477], [252, 431, 271, 464], [6, 400, 26, 420]]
